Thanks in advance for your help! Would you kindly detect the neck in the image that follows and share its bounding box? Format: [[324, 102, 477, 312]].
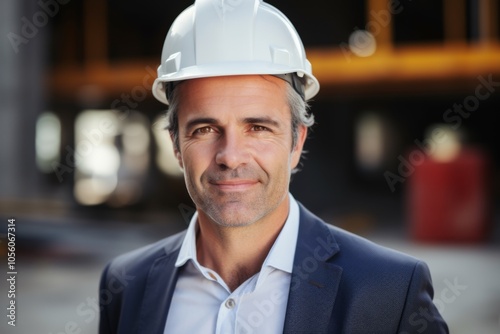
[[196, 196, 290, 291]]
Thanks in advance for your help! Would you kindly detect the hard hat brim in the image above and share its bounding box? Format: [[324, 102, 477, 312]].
[[152, 61, 320, 105]]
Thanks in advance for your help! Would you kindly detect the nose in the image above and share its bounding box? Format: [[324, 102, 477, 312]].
[[215, 129, 250, 170]]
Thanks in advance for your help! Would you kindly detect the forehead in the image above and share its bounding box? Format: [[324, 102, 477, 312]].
[[176, 75, 289, 118]]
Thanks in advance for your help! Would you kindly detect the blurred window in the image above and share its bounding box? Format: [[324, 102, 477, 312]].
[[74, 110, 150, 206], [36, 112, 61, 173], [355, 112, 386, 172], [152, 114, 183, 178]]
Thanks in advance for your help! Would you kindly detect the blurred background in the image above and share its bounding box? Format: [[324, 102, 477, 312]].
[[0, 0, 499, 333]]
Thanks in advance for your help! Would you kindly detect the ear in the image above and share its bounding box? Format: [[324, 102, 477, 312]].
[[170, 132, 184, 169], [291, 125, 307, 169]]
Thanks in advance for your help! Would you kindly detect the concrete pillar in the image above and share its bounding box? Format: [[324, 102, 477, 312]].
[[0, 0, 49, 199]]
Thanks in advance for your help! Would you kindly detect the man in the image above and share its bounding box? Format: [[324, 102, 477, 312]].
[[99, 0, 448, 333]]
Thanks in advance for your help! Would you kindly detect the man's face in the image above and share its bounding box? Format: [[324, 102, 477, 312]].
[[173, 75, 307, 227]]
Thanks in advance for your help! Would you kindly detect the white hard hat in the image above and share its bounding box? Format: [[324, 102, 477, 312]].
[[152, 0, 320, 105]]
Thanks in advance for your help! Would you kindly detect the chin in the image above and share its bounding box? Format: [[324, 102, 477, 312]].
[[207, 207, 265, 228], [210, 213, 259, 228]]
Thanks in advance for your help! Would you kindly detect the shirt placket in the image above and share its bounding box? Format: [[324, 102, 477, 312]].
[[216, 295, 239, 334]]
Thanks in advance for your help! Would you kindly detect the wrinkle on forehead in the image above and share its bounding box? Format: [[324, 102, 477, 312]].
[[176, 75, 289, 120]]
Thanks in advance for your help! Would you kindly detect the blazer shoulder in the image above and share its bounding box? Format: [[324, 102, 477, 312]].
[[330, 223, 420, 267], [99, 230, 186, 334], [298, 203, 421, 273], [105, 229, 186, 275]]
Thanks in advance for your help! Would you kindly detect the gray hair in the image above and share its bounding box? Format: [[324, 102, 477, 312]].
[[165, 81, 314, 163]]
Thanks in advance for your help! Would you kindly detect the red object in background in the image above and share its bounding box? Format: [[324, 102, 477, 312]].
[[408, 148, 491, 243]]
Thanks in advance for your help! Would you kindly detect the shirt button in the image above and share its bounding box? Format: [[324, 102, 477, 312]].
[[225, 298, 236, 309]]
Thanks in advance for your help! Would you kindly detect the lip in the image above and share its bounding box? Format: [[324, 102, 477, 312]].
[[209, 180, 258, 191]]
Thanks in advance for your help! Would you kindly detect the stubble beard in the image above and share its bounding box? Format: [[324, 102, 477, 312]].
[[189, 168, 287, 228]]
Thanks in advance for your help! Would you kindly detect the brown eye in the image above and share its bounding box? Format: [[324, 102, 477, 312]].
[[194, 127, 214, 134], [251, 125, 269, 132]]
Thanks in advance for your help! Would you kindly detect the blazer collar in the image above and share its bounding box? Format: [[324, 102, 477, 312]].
[[138, 233, 184, 334], [283, 203, 343, 333], [135, 205, 342, 334]]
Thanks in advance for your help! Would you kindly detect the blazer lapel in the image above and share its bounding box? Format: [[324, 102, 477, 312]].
[[283, 204, 343, 333], [138, 249, 181, 334]]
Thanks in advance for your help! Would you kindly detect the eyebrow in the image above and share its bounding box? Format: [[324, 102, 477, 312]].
[[243, 117, 281, 129], [185, 117, 218, 133], [184, 116, 281, 132]]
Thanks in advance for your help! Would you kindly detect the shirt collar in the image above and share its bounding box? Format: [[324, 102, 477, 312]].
[[175, 193, 300, 275], [175, 210, 199, 268], [261, 194, 299, 273]]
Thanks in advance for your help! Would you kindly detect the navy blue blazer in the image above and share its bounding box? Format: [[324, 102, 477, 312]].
[[99, 204, 448, 333]]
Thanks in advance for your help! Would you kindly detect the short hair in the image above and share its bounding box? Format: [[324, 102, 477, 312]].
[[165, 79, 314, 170]]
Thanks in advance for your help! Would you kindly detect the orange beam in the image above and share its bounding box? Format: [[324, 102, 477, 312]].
[[48, 44, 500, 100], [308, 43, 500, 97]]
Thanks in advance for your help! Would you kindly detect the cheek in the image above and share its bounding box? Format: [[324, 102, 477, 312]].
[[252, 140, 294, 171], [181, 144, 214, 174]]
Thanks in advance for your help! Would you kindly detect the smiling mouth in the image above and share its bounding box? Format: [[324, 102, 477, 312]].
[[209, 180, 258, 191]]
